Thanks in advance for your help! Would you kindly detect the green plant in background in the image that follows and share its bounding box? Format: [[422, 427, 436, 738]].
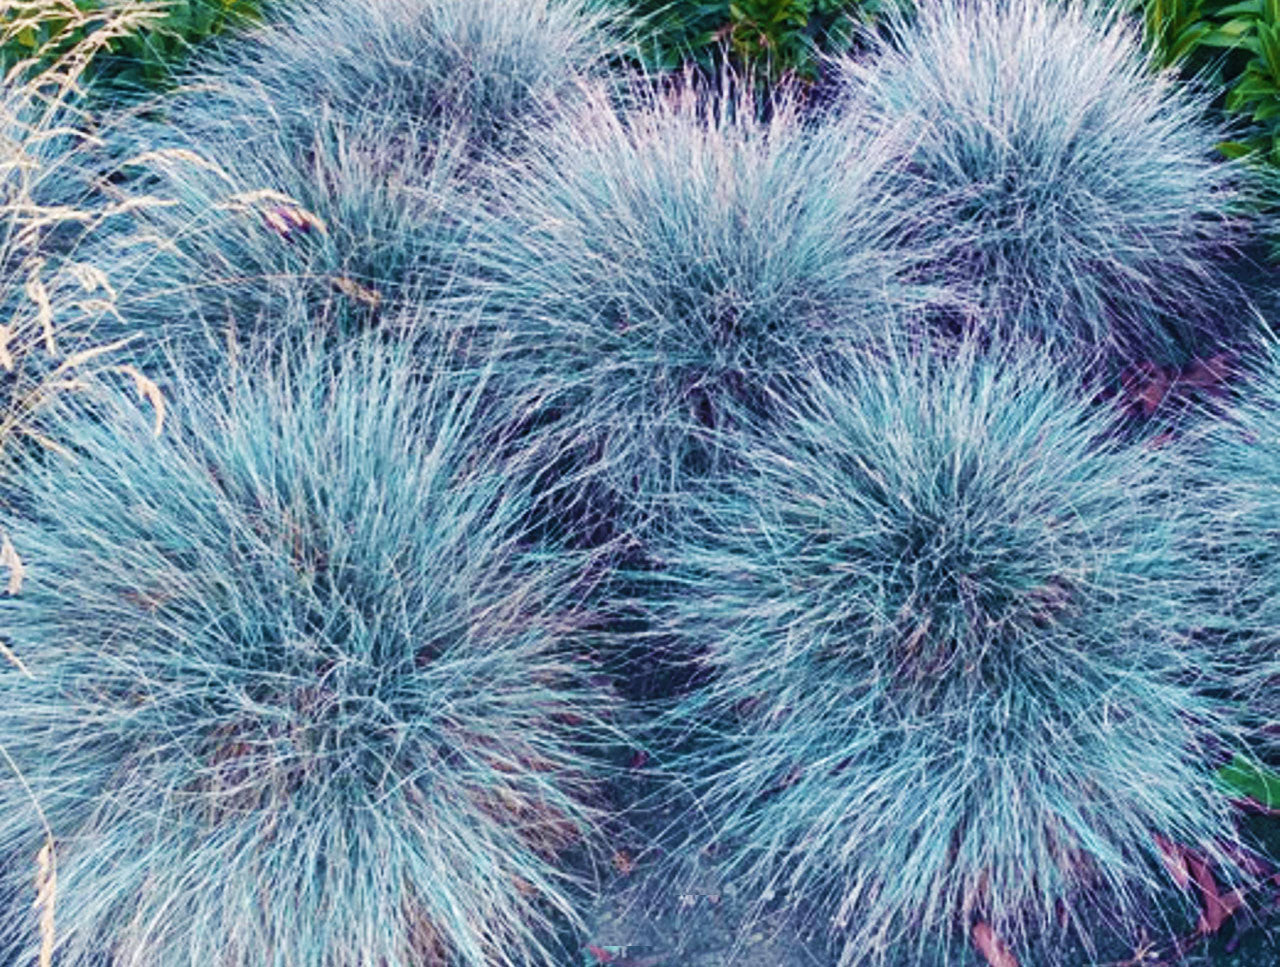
[[1, 0, 265, 99], [1133, 0, 1280, 163], [1218, 753, 1280, 808], [1134, 0, 1280, 265], [724, 0, 856, 80], [611, 0, 901, 86]]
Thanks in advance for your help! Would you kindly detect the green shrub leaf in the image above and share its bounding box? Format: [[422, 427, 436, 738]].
[[1216, 754, 1280, 809]]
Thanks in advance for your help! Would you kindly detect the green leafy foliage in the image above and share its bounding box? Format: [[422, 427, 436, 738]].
[[1133, 0, 1280, 258], [1140, 0, 1220, 68], [1217, 753, 1280, 808], [609, 0, 900, 85], [0, 0, 265, 98], [1131, 1, 1280, 164]]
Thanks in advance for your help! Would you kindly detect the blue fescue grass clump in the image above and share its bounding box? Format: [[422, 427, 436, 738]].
[[460, 75, 948, 539], [68, 0, 624, 373], [835, 0, 1251, 367], [0, 328, 623, 967], [81, 109, 473, 371], [643, 336, 1250, 965], [159, 0, 625, 166], [1173, 326, 1280, 719]]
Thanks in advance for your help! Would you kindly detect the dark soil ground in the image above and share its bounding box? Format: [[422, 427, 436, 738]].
[[579, 792, 1280, 967]]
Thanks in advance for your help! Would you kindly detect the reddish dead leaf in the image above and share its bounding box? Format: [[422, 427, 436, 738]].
[[628, 750, 649, 770], [1184, 849, 1243, 934], [585, 944, 619, 964], [1180, 352, 1237, 396], [1220, 841, 1279, 880], [511, 874, 536, 897], [1154, 833, 1192, 889], [1156, 835, 1244, 935], [972, 921, 1019, 967], [1121, 362, 1171, 417], [611, 849, 634, 876], [1229, 794, 1280, 817]]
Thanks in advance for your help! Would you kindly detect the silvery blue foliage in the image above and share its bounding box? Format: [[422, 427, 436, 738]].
[[73, 0, 622, 371], [643, 336, 1249, 965], [836, 0, 1250, 365], [461, 76, 949, 540], [169, 0, 625, 166], [85, 110, 472, 369], [1173, 327, 1280, 719], [0, 329, 621, 967]]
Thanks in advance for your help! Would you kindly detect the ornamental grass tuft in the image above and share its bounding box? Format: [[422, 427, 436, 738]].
[[836, 0, 1251, 367], [71, 0, 623, 374], [1173, 327, 1280, 725], [83, 110, 473, 372], [158, 0, 624, 167], [643, 335, 1250, 965], [461, 75, 948, 540], [0, 329, 621, 967]]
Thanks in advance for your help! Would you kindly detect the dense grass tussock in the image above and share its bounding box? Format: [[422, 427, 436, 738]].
[[61, 0, 625, 374], [0, 332, 622, 967], [80, 108, 473, 372], [644, 337, 1250, 965], [462, 76, 949, 539], [161, 0, 624, 166], [1174, 329, 1280, 716], [836, 0, 1250, 366]]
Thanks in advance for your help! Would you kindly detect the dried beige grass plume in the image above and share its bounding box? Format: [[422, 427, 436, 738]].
[[116, 364, 166, 436], [1, 2, 175, 462], [34, 840, 55, 967], [0, 532, 25, 597]]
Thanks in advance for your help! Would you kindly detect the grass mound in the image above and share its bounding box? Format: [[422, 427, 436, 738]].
[[0, 330, 621, 966], [836, 0, 1251, 366], [643, 336, 1249, 965]]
